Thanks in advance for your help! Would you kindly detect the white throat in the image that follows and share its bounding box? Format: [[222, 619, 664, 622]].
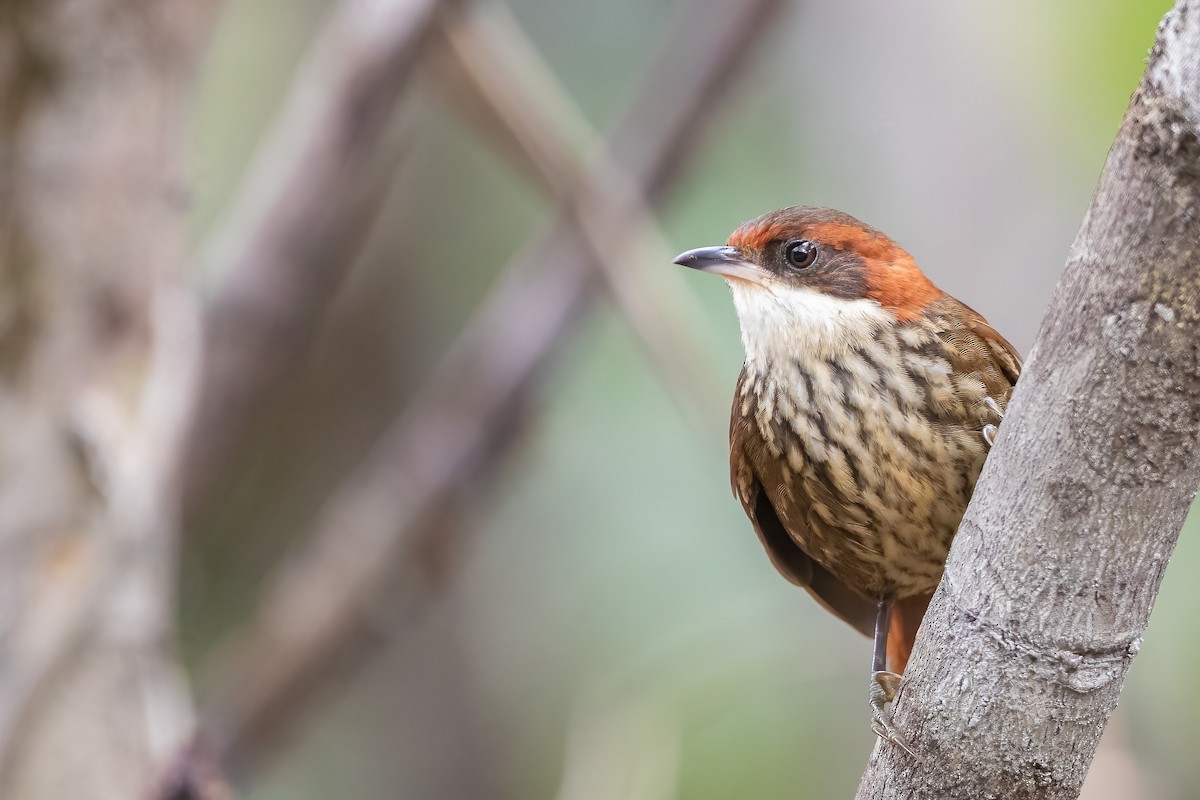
[[728, 281, 893, 368]]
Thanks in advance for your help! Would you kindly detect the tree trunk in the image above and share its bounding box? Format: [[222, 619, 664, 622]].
[[857, 2, 1200, 798], [0, 3, 214, 798]]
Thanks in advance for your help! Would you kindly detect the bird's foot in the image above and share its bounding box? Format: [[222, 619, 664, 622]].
[[870, 671, 919, 758], [982, 396, 1005, 448]]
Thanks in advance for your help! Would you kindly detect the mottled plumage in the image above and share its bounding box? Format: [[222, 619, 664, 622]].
[[730, 295, 1019, 625], [675, 206, 1021, 747]]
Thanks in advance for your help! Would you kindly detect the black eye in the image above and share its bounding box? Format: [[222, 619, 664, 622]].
[[784, 239, 818, 269]]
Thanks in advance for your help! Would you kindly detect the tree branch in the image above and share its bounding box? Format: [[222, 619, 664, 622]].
[[0, 3, 218, 797], [858, 2, 1200, 797], [437, 2, 727, 431], [181, 0, 453, 514]]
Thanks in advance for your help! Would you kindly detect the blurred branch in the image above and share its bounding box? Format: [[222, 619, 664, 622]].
[[437, 2, 726, 431], [857, 2, 1200, 797], [197, 0, 786, 781], [0, 3, 218, 798], [180, 0, 457, 515], [0, 0, 441, 785]]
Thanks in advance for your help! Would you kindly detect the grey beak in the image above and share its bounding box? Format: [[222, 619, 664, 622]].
[[673, 246, 741, 270], [673, 246, 763, 282]]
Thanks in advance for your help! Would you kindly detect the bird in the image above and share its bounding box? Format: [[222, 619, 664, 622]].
[[673, 206, 1020, 751]]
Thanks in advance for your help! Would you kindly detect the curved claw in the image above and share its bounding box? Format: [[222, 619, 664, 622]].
[[981, 396, 1006, 448], [870, 671, 920, 759], [982, 423, 998, 448], [871, 670, 902, 704]]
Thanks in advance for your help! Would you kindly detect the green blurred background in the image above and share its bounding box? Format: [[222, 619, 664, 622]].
[[182, 0, 1194, 797]]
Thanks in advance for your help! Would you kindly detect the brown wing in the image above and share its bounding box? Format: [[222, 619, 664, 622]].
[[929, 295, 1022, 403], [730, 370, 876, 637]]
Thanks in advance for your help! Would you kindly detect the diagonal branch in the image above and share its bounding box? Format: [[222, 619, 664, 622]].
[[197, 0, 786, 781], [181, 0, 456, 515], [436, 1, 727, 431], [858, 2, 1200, 797]]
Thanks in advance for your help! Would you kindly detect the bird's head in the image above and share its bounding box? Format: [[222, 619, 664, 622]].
[[674, 206, 941, 320], [674, 207, 944, 360]]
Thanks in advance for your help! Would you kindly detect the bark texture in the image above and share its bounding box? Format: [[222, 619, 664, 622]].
[[857, 3, 1200, 798]]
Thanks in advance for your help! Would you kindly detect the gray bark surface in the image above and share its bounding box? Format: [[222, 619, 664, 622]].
[[857, 2, 1200, 798]]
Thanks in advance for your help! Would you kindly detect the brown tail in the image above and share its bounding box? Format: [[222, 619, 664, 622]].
[[886, 592, 934, 674]]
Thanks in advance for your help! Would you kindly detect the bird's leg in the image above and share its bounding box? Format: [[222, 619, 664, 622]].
[[870, 597, 918, 757], [981, 396, 1005, 448]]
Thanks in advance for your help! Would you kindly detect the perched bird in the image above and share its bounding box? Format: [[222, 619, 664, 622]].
[[674, 207, 1020, 750]]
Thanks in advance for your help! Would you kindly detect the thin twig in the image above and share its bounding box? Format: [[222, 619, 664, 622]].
[[198, 0, 787, 781]]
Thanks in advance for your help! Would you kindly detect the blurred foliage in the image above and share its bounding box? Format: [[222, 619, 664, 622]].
[[184, 0, 1192, 798]]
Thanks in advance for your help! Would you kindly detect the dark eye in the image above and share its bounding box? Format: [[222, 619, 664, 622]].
[[784, 239, 818, 269]]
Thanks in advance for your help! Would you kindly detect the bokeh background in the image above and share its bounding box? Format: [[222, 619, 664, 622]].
[[176, 0, 1193, 797]]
